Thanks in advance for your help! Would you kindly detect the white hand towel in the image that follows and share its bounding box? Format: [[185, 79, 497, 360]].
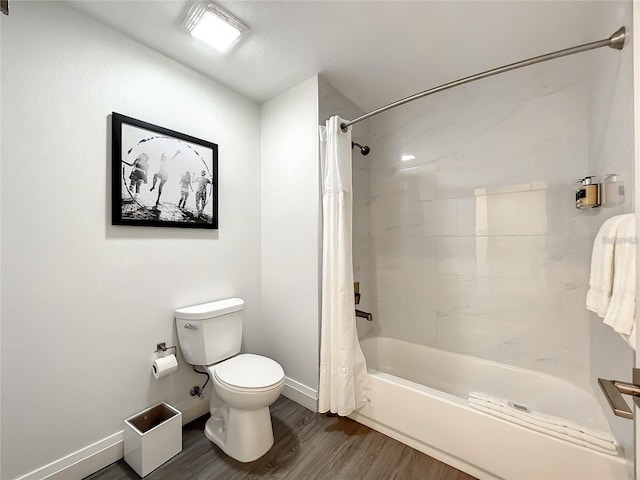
[[468, 392, 618, 453], [470, 392, 613, 441], [469, 400, 618, 455], [586, 215, 629, 317], [603, 214, 636, 338]]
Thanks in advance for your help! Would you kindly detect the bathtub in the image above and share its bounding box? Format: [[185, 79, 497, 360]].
[[349, 336, 629, 480]]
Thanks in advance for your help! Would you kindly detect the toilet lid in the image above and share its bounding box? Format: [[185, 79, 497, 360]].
[[214, 354, 284, 389]]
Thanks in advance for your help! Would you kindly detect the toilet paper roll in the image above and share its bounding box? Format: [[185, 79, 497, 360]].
[[152, 354, 178, 379]]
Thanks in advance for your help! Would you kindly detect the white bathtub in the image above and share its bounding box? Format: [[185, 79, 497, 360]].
[[349, 336, 629, 480]]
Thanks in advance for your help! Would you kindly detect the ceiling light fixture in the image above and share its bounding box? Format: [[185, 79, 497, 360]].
[[183, 2, 248, 53], [401, 154, 416, 161]]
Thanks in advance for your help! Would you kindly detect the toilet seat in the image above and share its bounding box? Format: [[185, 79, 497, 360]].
[[210, 354, 285, 391], [215, 375, 285, 394]]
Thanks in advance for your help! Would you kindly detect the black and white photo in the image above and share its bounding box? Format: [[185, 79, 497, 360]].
[[111, 113, 218, 229]]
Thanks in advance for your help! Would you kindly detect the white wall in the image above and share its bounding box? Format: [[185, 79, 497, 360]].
[[586, 0, 634, 462], [1, 2, 261, 479], [260, 76, 321, 408]]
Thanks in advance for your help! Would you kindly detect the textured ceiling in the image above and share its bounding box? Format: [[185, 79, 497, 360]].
[[67, 1, 604, 111]]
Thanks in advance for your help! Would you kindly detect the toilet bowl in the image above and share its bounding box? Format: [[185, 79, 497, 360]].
[[204, 354, 285, 462], [174, 298, 286, 463]]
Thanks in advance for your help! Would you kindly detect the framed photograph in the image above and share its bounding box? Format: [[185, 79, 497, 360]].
[[111, 112, 218, 229]]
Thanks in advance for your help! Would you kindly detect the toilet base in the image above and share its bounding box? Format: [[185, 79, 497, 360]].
[[204, 406, 275, 463]]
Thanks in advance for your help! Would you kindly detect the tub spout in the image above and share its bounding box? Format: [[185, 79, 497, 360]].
[[356, 309, 373, 322]]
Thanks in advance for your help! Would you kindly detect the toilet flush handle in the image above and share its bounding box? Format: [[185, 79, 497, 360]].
[[184, 323, 198, 330]]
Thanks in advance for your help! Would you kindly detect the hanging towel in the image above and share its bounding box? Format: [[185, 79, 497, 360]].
[[603, 214, 636, 339], [586, 215, 628, 316], [468, 392, 619, 455]]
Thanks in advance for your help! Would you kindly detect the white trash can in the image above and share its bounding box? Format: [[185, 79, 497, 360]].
[[123, 402, 182, 478]]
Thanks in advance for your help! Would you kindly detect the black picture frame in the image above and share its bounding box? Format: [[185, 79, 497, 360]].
[[111, 113, 218, 229]]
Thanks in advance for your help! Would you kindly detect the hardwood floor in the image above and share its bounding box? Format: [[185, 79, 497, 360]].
[[85, 396, 476, 480]]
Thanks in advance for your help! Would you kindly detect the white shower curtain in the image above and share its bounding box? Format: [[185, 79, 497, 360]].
[[318, 116, 369, 416]]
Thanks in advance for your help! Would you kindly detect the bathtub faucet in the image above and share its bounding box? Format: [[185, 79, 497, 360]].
[[354, 282, 372, 321], [356, 309, 373, 322]]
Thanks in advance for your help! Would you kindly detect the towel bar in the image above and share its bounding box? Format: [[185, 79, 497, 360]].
[[598, 368, 640, 419]]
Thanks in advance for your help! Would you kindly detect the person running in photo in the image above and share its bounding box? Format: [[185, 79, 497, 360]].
[[123, 153, 149, 196], [178, 171, 193, 209], [150, 150, 180, 206], [195, 170, 212, 215]]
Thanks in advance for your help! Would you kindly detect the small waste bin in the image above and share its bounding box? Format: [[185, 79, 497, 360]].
[[123, 402, 182, 478]]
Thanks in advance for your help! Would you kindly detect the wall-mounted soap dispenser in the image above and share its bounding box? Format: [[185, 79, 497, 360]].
[[603, 174, 625, 207], [576, 176, 600, 209]]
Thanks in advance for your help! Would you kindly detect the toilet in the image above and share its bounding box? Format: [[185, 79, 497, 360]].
[[174, 298, 285, 462]]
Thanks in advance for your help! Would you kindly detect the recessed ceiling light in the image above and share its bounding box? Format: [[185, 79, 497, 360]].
[[401, 154, 416, 161], [183, 2, 248, 53]]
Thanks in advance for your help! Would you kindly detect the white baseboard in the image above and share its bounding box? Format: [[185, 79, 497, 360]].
[[16, 431, 124, 480], [282, 377, 318, 412], [16, 380, 316, 480]]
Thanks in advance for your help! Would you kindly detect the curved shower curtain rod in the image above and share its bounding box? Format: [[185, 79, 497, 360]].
[[340, 27, 626, 132]]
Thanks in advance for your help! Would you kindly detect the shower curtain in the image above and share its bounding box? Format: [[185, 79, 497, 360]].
[[318, 116, 369, 416]]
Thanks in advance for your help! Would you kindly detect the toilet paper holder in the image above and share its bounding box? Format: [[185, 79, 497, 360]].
[[155, 342, 177, 355]]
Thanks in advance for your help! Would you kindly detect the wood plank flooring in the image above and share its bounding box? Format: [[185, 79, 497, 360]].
[[85, 396, 476, 480]]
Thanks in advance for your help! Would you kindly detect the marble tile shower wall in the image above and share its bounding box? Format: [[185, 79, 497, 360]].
[[353, 151, 373, 337], [366, 57, 594, 387]]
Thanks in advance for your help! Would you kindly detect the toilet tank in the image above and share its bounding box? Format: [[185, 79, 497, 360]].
[[174, 298, 244, 366]]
